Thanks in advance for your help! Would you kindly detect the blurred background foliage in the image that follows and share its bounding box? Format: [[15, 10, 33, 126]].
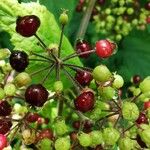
[[0, 0, 150, 84]]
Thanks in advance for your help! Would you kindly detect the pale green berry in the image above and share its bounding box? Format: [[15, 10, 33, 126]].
[[15, 72, 31, 87], [127, 8, 134, 15], [0, 49, 11, 60], [122, 102, 139, 121], [2, 63, 12, 73], [105, 8, 111, 15], [103, 127, 120, 145], [78, 132, 92, 147], [133, 88, 141, 96], [54, 81, 63, 92], [37, 138, 52, 150], [92, 65, 112, 82], [48, 43, 58, 56], [139, 77, 150, 93], [55, 137, 70, 150], [115, 34, 122, 41], [59, 12, 68, 25], [90, 130, 103, 147], [139, 127, 150, 145], [0, 74, 4, 83], [112, 74, 124, 89], [0, 88, 5, 100], [4, 83, 16, 96]]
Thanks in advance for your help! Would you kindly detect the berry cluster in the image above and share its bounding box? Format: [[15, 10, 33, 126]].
[[76, 0, 150, 42], [0, 9, 150, 150]]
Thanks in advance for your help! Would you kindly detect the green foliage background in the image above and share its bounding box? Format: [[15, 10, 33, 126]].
[[0, 0, 150, 85]]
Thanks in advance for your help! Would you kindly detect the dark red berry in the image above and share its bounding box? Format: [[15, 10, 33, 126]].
[[74, 91, 95, 112], [36, 129, 53, 142], [37, 117, 45, 125], [97, 0, 105, 5], [75, 70, 93, 86], [96, 40, 115, 58], [136, 134, 147, 148], [146, 16, 150, 23], [145, 2, 150, 10], [25, 84, 49, 107], [0, 119, 12, 134], [16, 15, 40, 37], [132, 75, 141, 84], [26, 112, 40, 123], [76, 40, 92, 58], [144, 101, 150, 110], [70, 131, 78, 141], [9, 50, 29, 72], [0, 134, 7, 149], [0, 101, 12, 116], [136, 112, 148, 125]]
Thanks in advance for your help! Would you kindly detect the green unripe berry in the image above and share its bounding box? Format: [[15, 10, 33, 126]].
[[4, 83, 16, 96], [37, 138, 52, 150], [55, 137, 70, 150], [115, 34, 122, 41], [59, 12, 68, 25], [54, 81, 63, 92], [78, 132, 92, 147], [139, 127, 150, 145], [103, 127, 120, 145], [112, 74, 124, 89], [15, 72, 31, 87], [90, 130, 103, 147], [48, 43, 58, 56], [0, 88, 5, 100], [139, 77, 150, 93], [0, 74, 4, 83], [92, 65, 112, 82], [105, 8, 111, 15], [118, 137, 135, 150], [122, 102, 139, 121], [0, 49, 11, 60], [127, 8, 134, 15], [2, 63, 12, 73]]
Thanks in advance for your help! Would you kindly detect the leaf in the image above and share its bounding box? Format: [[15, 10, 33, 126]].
[[0, 0, 82, 89]]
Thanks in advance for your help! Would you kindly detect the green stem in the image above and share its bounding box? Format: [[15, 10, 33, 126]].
[[76, 0, 97, 40]]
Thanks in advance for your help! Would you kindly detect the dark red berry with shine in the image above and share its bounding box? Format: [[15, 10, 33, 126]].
[[132, 75, 141, 84], [16, 15, 40, 37], [144, 101, 150, 110], [0, 101, 11, 116], [25, 84, 49, 107], [9, 50, 29, 72], [0, 134, 7, 150], [145, 2, 150, 10], [136, 112, 148, 125], [76, 40, 92, 58], [75, 70, 93, 86], [136, 134, 147, 148], [96, 40, 115, 58], [36, 129, 53, 142], [26, 112, 40, 123], [74, 91, 95, 112], [0, 119, 12, 134]]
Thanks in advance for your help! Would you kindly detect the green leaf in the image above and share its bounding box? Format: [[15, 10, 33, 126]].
[[0, 0, 82, 89]]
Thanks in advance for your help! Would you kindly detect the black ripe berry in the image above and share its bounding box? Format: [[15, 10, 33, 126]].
[[0, 101, 12, 116], [145, 2, 150, 10], [16, 15, 40, 37], [25, 84, 49, 107], [0, 119, 12, 135], [74, 91, 95, 112], [9, 50, 29, 72], [76, 40, 91, 58], [75, 70, 93, 86]]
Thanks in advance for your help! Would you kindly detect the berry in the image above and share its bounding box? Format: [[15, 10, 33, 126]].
[[144, 101, 150, 110], [72, 120, 92, 130], [0, 134, 7, 149], [55, 137, 70, 150], [95, 40, 115, 58], [9, 50, 29, 72], [132, 75, 141, 84], [70, 131, 78, 141], [59, 12, 68, 25], [15, 72, 31, 87], [25, 84, 49, 107], [74, 91, 95, 113], [0, 88, 5, 100], [92, 65, 112, 82], [112, 74, 124, 89], [0, 101, 12, 116], [78, 132, 92, 147], [4, 83, 16, 96], [75, 70, 93, 86], [122, 102, 139, 121], [16, 15, 40, 37], [97, 0, 105, 5], [53, 81, 63, 92], [145, 2, 150, 10], [76, 40, 92, 58], [37, 138, 52, 150], [37, 129, 53, 142], [0, 119, 12, 134], [26, 112, 40, 123], [146, 16, 150, 24], [136, 112, 148, 125], [139, 77, 150, 93]]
